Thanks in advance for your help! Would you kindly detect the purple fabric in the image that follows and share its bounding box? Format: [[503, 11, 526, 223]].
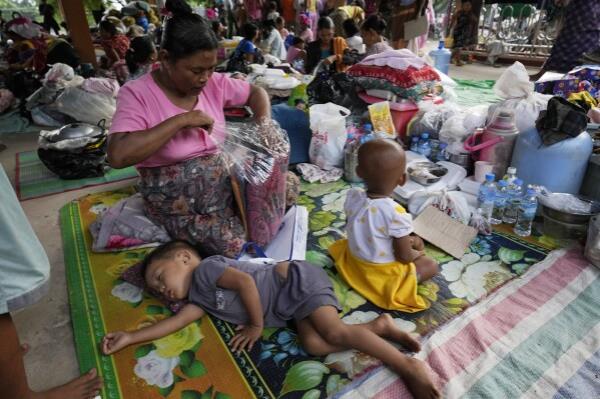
[[544, 0, 600, 73]]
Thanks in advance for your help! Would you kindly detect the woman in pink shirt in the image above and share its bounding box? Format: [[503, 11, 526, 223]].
[[108, 0, 271, 257]]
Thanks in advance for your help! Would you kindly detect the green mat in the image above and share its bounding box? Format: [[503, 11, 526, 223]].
[[16, 150, 138, 200], [454, 79, 500, 107]]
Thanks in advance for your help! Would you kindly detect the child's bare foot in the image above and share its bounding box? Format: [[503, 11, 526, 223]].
[[395, 357, 440, 399], [373, 314, 421, 352], [33, 368, 102, 399]]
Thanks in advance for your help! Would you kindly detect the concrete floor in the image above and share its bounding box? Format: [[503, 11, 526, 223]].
[[1, 60, 537, 393]]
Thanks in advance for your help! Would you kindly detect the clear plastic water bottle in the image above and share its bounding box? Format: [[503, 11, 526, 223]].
[[429, 139, 440, 161], [491, 180, 509, 225], [410, 136, 419, 152], [429, 40, 452, 75], [417, 133, 431, 158], [514, 188, 538, 237], [437, 142, 448, 162], [503, 166, 518, 184], [503, 178, 523, 224], [477, 173, 497, 221]]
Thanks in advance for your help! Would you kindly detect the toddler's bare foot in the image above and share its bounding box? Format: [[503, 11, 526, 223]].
[[33, 368, 102, 399], [373, 314, 421, 352], [395, 357, 440, 399]]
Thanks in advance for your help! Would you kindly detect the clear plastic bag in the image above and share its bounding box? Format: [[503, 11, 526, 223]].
[[409, 188, 472, 225], [38, 129, 102, 150], [538, 190, 597, 215], [214, 119, 290, 186], [469, 208, 493, 235], [439, 105, 488, 145], [54, 87, 116, 125]]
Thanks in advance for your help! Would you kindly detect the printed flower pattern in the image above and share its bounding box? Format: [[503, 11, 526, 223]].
[[111, 282, 143, 304], [134, 350, 179, 388], [260, 330, 307, 366], [153, 322, 203, 358], [441, 252, 514, 302]]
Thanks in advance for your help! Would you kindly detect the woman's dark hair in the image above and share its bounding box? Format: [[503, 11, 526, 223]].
[[361, 14, 387, 34], [125, 35, 156, 74], [343, 18, 359, 38], [161, 0, 218, 61], [292, 36, 304, 46], [317, 16, 334, 31], [262, 18, 276, 32], [241, 22, 259, 40], [99, 19, 117, 36]]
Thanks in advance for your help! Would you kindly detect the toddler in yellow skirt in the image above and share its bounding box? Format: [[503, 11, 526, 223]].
[[330, 139, 439, 311]]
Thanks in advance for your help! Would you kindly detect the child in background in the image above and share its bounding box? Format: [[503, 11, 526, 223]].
[[449, 0, 478, 66], [330, 139, 439, 312], [343, 18, 365, 54], [275, 16, 290, 41], [266, 1, 280, 21], [286, 36, 307, 72], [298, 13, 314, 43], [227, 22, 264, 73], [124, 35, 157, 81], [101, 240, 440, 399]]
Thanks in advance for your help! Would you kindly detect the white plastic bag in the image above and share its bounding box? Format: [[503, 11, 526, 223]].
[[308, 103, 350, 170], [408, 189, 471, 225], [490, 61, 552, 132], [585, 216, 600, 268], [439, 105, 488, 145]]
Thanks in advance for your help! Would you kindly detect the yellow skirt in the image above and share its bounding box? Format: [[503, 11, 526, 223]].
[[329, 239, 429, 312]]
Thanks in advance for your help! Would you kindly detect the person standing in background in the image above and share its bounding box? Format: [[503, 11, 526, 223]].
[[39, 0, 60, 35]]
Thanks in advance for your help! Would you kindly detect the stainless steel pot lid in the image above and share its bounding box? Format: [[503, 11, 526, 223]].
[[48, 123, 105, 142]]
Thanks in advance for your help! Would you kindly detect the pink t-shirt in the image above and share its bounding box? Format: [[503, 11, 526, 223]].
[[109, 72, 251, 168]]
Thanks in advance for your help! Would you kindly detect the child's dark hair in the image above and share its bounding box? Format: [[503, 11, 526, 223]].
[[125, 35, 155, 74], [343, 18, 359, 38], [241, 22, 259, 40], [317, 16, 334, 31], [140, 240, 205, 280], [161, 0, 218, 62], [361, 14, 387, 34], [275, 16, 284, 26], [211, 20, 222, 34], [268, 1, 278, 11], [99, 19, 117, 36], [291, 36, 304, 46]]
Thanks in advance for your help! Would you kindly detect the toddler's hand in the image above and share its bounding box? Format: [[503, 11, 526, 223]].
[[102, 331, 132, 355], [411, 236, 425, 251], [229, 324, 263, 354]]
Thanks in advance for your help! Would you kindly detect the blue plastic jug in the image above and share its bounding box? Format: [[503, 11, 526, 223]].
[[510, 128, 593, 194], [429, 40, 452, 75]]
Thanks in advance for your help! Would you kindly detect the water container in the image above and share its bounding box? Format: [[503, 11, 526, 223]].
[[511, 128, 593, 194], [429, 40, 452, 75]]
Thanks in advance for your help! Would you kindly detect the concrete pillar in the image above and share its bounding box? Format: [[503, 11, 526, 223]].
[[57, 0, 96, 66]]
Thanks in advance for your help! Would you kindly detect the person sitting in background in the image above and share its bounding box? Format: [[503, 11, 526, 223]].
[[275, 16, 289, 41], [298, 13, 314, 43], [227, 22, 264, 74], [39, 0, 60, 35], [305, 16, 355, 74], [99, 19, 130, 68], [343, 18, 364, 54], [361, 14, 392, 57], [125, 35, 157, 81], [286, 36, 306, 72], [449, 0, 478, 66], [211, 20, 226, 41], [127, 24, 145, 39], [260, 19, 287, 60]]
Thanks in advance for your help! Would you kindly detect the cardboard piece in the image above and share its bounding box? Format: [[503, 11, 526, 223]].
[[412, 206, 477, 259]]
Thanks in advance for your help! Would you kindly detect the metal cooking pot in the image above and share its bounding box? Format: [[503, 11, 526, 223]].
[[47, 120, 106, 143], [539, 193, 600, 224]]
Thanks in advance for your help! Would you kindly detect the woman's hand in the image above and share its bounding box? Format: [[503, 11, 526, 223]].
[[101, 331, 133, 355], [323, 55, 338, 66], [229, 324, 263, 353], [181, 110, 214, 132]]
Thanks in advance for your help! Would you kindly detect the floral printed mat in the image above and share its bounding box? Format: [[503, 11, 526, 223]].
[[61, 181, 549, 399]]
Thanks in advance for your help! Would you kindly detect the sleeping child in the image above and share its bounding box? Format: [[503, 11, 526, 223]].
[[330, 139, 439, 311], [101, 240, 440, 399]]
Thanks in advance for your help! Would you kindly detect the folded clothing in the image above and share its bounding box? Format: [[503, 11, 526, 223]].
[[359, 49, 428, 70], [348, 64, 440, 89], [352, 76, 438, 102]]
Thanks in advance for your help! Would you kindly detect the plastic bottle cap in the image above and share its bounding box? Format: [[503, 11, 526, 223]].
[[438, 40, 444, 49], [363, 123, 372, 131], [507, 167, 517, 175], [498, 180, 508, 187], [514, 178, 523, 185], [526, 189, 537, 196], [485, 173, 496, 181], [421, 133, 429, 139]]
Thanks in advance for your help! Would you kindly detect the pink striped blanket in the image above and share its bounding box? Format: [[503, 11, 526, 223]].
[[334, 248, 600, 399]]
